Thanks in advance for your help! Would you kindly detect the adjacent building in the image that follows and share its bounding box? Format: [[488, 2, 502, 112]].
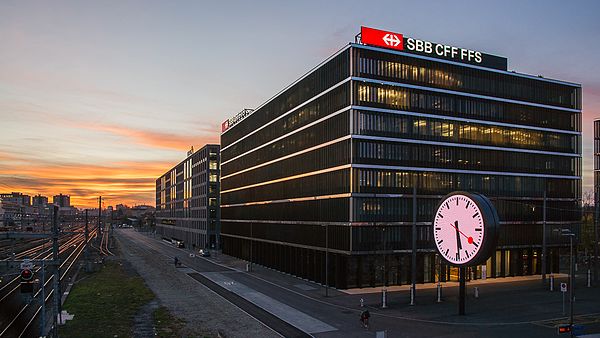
[[220, 27, 581, 288], [0, 202, 4, 227], [0, 192, 31, 206], [0, 192, 32, 226], [156, 145, 221, 249], [594, 119, 600, 277], [53, 194, 70, 207], [32, 194, 48, 207], [595, 120, 600, 203]]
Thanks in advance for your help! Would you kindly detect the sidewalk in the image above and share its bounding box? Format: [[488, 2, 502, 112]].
[[141, 232, 600, 337]]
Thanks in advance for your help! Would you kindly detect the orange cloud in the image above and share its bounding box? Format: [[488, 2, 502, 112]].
[[0, 159, 177, 208], [82, 123, 219, 151], [1, 118, 222, 208]]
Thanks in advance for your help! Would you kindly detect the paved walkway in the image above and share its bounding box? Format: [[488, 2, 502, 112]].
[[201, 271, 336, 334]]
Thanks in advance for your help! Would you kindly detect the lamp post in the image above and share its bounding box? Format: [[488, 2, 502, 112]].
[[325, 223, 329, 297], [556, 228, 575, 337], [381, 225, 387, 308]]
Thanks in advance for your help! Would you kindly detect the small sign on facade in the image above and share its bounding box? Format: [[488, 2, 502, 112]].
[[560, 282, 567, 292]]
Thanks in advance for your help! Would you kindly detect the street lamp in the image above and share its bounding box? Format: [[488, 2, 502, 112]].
[[318, 201, 329, 297], [381, 225, 387, 308], [325, 223, 329, 297], [555, 228, 576, 337]]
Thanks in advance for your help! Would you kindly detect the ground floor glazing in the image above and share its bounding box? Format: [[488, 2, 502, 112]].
[[222, 235, 565, 289]]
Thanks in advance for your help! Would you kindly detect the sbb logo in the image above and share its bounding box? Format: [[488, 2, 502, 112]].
[[221, 120, 230, 133], [361, 26, 403, 51], [382, 33, 401, 47]]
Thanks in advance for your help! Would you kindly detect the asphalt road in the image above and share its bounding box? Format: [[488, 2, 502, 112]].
[[118, 229, 600, 338]]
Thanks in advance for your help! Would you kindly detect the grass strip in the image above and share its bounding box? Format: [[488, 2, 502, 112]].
[[59, 261, 154, 338]]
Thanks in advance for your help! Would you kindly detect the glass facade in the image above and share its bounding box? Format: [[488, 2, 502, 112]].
[[220, 43, 581, 289], [156, 144, 221, 249]]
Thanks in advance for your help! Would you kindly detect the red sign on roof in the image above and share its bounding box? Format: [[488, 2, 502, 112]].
[[361, 26, 404, 51], [221, 120, 230, 133]]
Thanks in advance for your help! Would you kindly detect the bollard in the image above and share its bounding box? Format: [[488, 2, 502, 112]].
[[360, 298, 364, 307], [382, 288, 387, 308], [474, 286, 479, 299], [410, 285, 415, 306], [436, 283, 442, 303], [549, 274, 554, 291], [588, 269, 591, 288]]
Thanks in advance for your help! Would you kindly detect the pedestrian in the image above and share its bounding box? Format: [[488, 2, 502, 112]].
[[174, 256, 179, 267], [360, 309, 370, 329]]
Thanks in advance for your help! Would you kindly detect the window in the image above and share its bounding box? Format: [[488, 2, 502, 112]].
[[355, 48, 581, 109], [354, 83, 580, 132]]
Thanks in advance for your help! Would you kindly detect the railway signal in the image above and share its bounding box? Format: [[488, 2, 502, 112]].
[[20, 268, 33, 281], [20, 268, 34, 294]]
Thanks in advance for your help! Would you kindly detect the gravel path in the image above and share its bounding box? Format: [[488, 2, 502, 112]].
[[116, 231, 279, 338], [132, 299, 159, 338]]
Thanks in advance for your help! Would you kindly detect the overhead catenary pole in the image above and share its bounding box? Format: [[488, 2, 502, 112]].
[[39, 259, 46, 337], [52, 205, 60, 338], [85, 209, 89, 272], [97, 196, 102, 242]]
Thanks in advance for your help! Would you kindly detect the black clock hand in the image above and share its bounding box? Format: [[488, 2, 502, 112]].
[[455, 221, 462, 257]]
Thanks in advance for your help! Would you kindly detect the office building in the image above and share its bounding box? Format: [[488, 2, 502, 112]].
[[220, 27, 581, 288], [156, 144, 221, 249]]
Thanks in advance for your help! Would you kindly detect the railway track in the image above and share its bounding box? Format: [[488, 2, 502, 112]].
[[0, 226, 97, 337]]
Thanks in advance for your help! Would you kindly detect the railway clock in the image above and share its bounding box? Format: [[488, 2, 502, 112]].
[[433, 192, 499, 267]]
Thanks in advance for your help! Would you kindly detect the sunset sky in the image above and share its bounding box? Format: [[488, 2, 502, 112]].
[[1, 1, 599, 208]]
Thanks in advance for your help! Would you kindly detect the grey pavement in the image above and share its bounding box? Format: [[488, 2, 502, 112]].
[[201, 271, 336, 334], [121, 229, 600, 337], [116, 229, 280, 338]]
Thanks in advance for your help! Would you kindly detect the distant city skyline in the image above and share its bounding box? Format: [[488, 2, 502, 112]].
[[1, 0, 598, 208]]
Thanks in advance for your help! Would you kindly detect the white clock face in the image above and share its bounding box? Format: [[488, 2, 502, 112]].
[[434, 194, 485, 265]]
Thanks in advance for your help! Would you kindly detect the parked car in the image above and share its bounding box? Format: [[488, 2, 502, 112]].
[[199, 249, 211, 257]]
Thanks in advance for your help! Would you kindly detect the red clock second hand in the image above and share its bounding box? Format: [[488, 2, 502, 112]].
[[450, 223, 474, 244]]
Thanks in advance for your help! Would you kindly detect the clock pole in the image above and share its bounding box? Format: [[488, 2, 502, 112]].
[[459, 266, 466, 315]]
